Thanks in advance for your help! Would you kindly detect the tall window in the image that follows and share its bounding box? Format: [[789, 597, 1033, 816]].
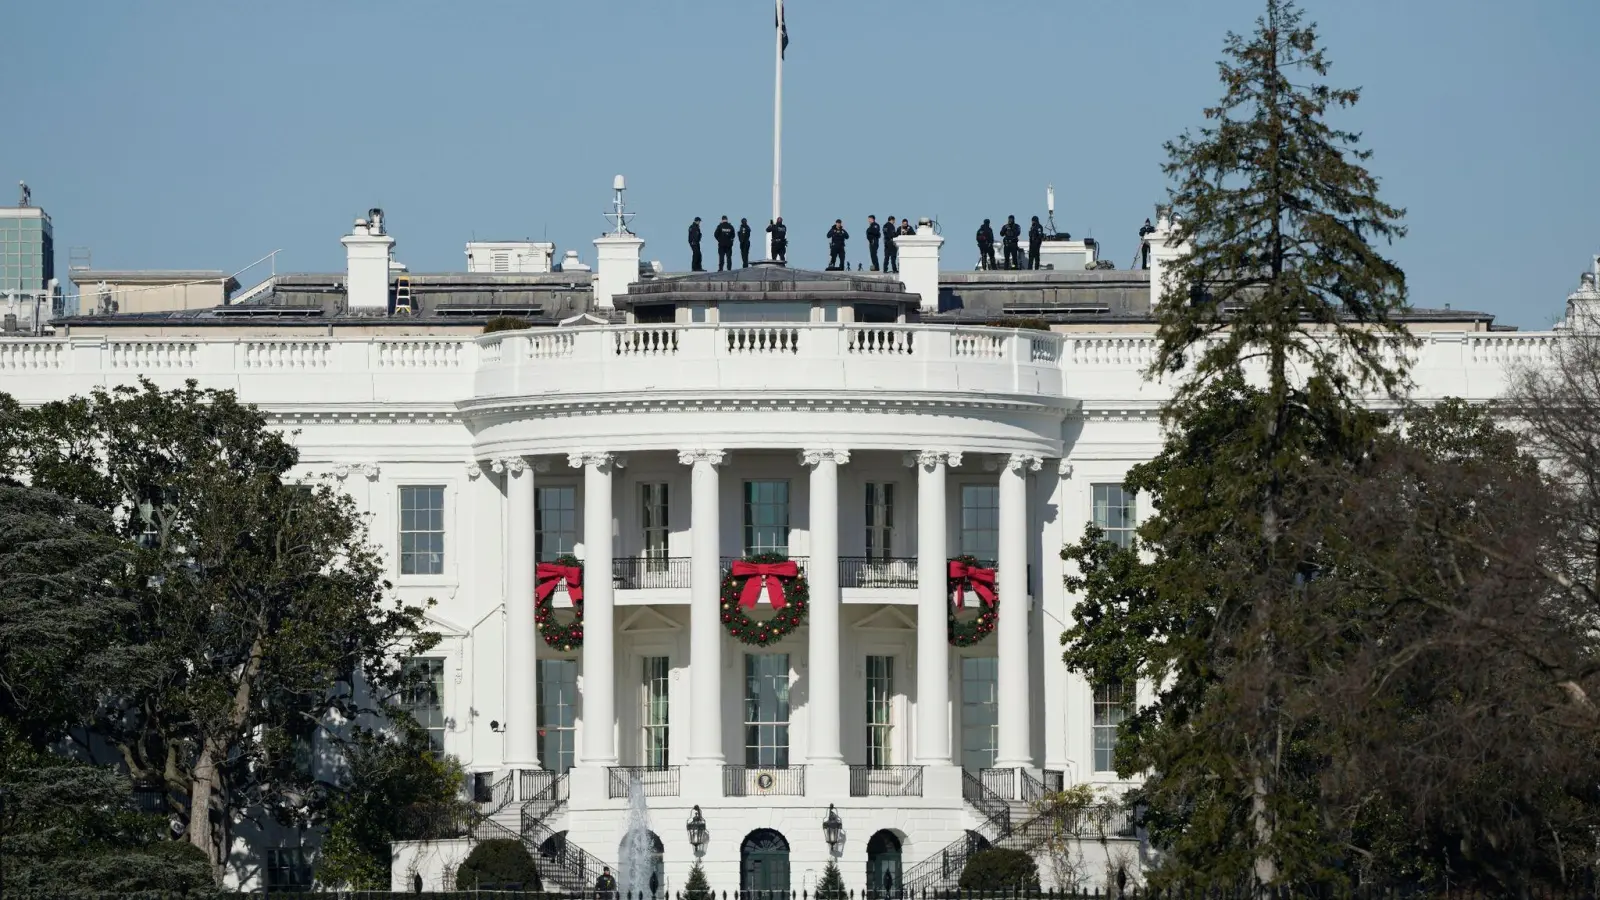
[[865, 656, 895, 767], [864, 483, 895, 561], [400, 657, 446, 752], [1093, 484, 1137, 549], [265, 847, 312, 890], [960, 657, 998, 773], [744, 654, 791, 767], [960, 484, 1000, 564], [538, 659, 578, 774], [743, 481, 790, 555], [399, 486, 445, 575], [1092, 680, 1134, 773], [641, 483, 669, 569], [536, 486, 578, 561], [642, 656, 670, 768]]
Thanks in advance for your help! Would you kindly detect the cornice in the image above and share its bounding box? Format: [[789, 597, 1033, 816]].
[[458, 392, 1077, 424]]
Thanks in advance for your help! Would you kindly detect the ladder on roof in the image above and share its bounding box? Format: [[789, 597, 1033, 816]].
[[393, 274, 413, 314]]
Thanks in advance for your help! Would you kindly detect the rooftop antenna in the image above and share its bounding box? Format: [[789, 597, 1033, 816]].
[[18, 181, 30, 207], [1046, 184, 1058, 235], [604, 174, 636, 235]]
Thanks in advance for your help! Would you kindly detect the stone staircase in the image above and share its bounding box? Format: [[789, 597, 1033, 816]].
[[469, 770, 613, 895]]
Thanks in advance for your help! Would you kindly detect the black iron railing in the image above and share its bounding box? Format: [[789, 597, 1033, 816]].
[[721, 556, 810, 578], [608, 765, 681, 798], [840, 557, 919, 589], [1043, 768, 1065, 793], [520, 769, 569, 827], [962, 769, 1012, 835], [980, 766, 1018, 801], [476, 770, 516, 816], [722, 764, 806, 797], [614, 556, 692, 589], [849, 764, 924, 796], [1020, 768, 1045, 804]]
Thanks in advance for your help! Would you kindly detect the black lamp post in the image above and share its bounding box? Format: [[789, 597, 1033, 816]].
[[823, 803, 844, 852], [687, 804, 709, 856]]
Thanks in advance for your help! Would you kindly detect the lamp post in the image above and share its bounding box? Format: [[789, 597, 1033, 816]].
[[687, 805, 709, 857], [823, 803, 844, 854]]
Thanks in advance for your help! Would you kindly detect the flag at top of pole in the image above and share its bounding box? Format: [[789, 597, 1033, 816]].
[[776, 0, 789, 58]]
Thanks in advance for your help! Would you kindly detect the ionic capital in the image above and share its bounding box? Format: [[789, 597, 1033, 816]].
[[465, 461, 484, 480], [903, 450, 963, 469], [490, 455, 548, 476], [1058, 460, 1074, 478], [1006, 453, 1044, 474], [799, 448, 851, 467], [677, 449, 728, 467], [569, 451, 626, 472], [332, 462, 380, 481]]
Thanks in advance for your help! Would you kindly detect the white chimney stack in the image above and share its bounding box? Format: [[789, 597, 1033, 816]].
[[896, 218, 944, 312], [341, 210, 395, 312], [594, 175, 643, 309], [1147, 205, 1189, 308]]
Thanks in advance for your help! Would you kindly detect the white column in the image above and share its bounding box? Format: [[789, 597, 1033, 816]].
[[802, 448, 848, 766], [910, 449, 960, 765], [997, 453, 1041, 770], [680, 449, 727, 765], [497, 455, 541, 770], [572, 451, 624, 767]]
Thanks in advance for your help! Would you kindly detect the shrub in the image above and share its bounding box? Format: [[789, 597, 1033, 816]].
[[958, 847, 1041, 892], [984, 317, 1053, 331], [483, 316, 533, 334], [454, 838, 540, 890]]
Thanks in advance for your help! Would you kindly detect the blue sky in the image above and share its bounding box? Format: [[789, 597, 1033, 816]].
[[5, 1, 1596, 328]]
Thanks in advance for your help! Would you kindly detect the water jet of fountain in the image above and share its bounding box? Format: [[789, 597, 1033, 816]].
[[618, 775, 661, 898]]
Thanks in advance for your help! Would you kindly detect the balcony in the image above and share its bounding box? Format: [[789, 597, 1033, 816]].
[[607, 765, 681, 798], [720, 556, 810, 579], [840, 557, 918, 589], [613, 556, 691, 590], [722, 764, 806, 797], [849, 765, 925, 797]]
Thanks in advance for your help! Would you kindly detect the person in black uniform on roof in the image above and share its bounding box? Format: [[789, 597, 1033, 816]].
[[865, 215, 881, 271], [1027, 215, 1046, 270], [688, 217, 704, 271], [899, 218, 914, 236], [1138, 217, 1156, 269], [714, 216, 736, 271], [882, 216, 899, 273], [976, 218, 996, 270], [827, 219, 849, 270], [738, 217, 753, 267], [766, 217, 788, 263], [1000, 215, 1022, 269]]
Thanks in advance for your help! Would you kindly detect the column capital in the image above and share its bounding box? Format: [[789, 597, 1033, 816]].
[[903, 450, 962, 469], [331, 462, 380, 481], [677, 448, 728, 467], [1006, 453, 1044, 474], [465, 460, 484, 480], [799, 448, 850, 467], [491, 455, 550, 475], [568, 451, 626, 471], [1058, 460, 1074, 478]]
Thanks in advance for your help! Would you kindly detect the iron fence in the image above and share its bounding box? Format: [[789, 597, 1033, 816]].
[[608, 765, 682, 798], [614, 556, 692, 590], [980, 767, 1017, 801], [49, 884, 1600, 899], [840, 557, 919, 589], [849, 764, 925, 796], [722, 764, 807, 796]]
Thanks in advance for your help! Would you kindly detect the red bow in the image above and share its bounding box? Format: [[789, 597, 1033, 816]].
[[731, 560, 800, 610], [948, 560, 997, 609], [536, 562, 583, 603]]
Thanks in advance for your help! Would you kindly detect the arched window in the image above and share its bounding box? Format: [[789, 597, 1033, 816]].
[[618, 829, 666, 897], [740, 828, 790, 900], [866, 830, 904, 899]]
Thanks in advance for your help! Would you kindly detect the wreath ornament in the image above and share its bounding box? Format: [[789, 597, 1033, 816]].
[[947, 555, 998, 647], [720, 552, 809, 646], [535, 555, 585, 651]]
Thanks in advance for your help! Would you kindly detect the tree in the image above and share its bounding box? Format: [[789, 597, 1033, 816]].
[[454, 838, 540, 890], [683, 860, 712, 900], [815, 859, 847, 900], [6, 379, 436, 881], [958, 848, 1041, 893], [315, 720, 473, 889]]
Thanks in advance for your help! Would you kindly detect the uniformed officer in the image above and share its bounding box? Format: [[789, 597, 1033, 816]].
[[1028, 215, 1046, 270], [767, 217, 788, 263], [865, 216, 881, 271], [714, 216, 736, 271], [899, 218, 914, 236], [738, 218, 753, 267], [1138, 218, 1156, 269], [827, 219, 849, 270], [1000, 215, 1022, 269], [882, 216, 899, 273], [688, 217, 704, 272], [976, 219, 996, 270]]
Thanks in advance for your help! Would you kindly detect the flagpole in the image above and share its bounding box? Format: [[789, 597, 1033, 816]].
[[770, 0, 783, 260]]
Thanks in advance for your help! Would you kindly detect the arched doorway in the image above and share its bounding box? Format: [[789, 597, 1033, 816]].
[[740, 828, 790, 900], [618, 829, 666, 897], [866, 830, 903, 899]]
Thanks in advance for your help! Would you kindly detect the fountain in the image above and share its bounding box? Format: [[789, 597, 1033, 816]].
[[618, 776, 662, 898]]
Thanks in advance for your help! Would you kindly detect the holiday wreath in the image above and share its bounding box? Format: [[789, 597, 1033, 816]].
[[720, 552, 809, 646], [947, 555, 998, 647], [534, 554, 585, 651]]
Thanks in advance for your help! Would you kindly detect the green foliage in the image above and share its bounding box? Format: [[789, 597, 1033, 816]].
[[315, 720, 473, 889], [958, 848, 1041, 892], [683, 860, 713, 900], [985, 317, 1053, 331], [816, 859, 847, 900], [454, 838, 541, 890], [483, 315, 533, 334]]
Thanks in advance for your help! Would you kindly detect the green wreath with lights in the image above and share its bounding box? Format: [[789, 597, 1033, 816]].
[[535, 554, 585, 651], [947, 554, 999, 647], [720, 552, 809, 646]]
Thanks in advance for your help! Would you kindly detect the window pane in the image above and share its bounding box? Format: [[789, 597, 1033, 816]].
[[1092, 484, 1138, 549], [865, 483, 896, 561], [1092, 680, 1133, 773], [400, 657, 446, 752], [960, 657, 998, 773], [866, 655, 895, 767], [538, 659, 579, 774], [744, 654, 791, 766], [536, 486, 578, 561], [398, 486, 446, 575], [641, 656, 670, 768], [742, 480, 790, 555], [960, 485, 1000, 562]]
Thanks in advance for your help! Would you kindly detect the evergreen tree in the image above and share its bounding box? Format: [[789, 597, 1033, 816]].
[[815, 859, 847, 900], [683, 860, 712, 900]]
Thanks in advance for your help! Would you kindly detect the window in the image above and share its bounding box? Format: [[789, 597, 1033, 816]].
[[960, 657, 998, 773], [720, 301, 810, 322], [641, 483, 669, 569], [743, 481, 790, 555], [265, 846, 312, 890], [399, 486, 446, 575], [1092, 680, 1134, 773], [866, 656, 895, 767], [744, 654, 791, 767], [1093, 484, 1137, 549], [865, 483, 895, 561], [960, 484, 1000, 564], [536, 486, 578, 562], [538, 659, 578, 774], [642, 656, 670, 768], [400, 658, 446, 752]]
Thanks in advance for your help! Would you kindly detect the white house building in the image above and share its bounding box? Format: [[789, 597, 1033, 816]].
[[7, 205, 1592, 893]]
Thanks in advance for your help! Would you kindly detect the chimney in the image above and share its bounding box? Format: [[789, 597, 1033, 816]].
[[1146, 205, 1189, 308], [593, 175, 643, 310], [341, 211, 395, 312], [896, 218, 944, 312]]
